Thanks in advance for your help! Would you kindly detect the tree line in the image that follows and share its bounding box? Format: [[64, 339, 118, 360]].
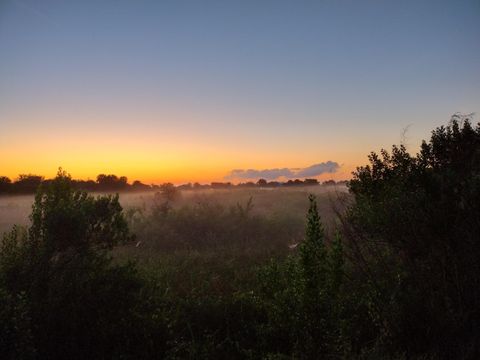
[[0, 173, 345, 194]]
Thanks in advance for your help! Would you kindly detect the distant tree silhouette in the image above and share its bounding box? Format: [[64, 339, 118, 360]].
[[0, 176, 11, 193], [131, 180, 150, 191], [193, 182, 202, 189], [96, 174, 128, 191], [304, 178, 319, 185], [211, 182, 232, 189], [177, 183, 193, 191], [322, 180, 336, 186], [284, 179, 304, 186], [73, 179, 97, 192], [14, 174, 43, 193], [257, 179, 267, 187], [1, 172, 345, 194], [238, 181, 256, 188]]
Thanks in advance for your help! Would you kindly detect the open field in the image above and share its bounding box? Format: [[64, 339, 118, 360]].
[[0, 185, 347, 239]]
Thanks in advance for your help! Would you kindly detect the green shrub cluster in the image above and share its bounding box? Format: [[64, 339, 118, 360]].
[[0, 170, 168, 359], [344, 115, 480, 358], [256, 195, 347, 358]]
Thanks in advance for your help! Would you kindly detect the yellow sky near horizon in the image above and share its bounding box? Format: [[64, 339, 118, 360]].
[[0, 131, 362, 184], [0, 148, 359, 184], [1, 112, 371, 184]]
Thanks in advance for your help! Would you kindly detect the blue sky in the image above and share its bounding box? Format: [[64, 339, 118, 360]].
[[0, 0, 479, 182]]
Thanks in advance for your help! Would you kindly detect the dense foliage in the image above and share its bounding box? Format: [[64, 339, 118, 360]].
[[346, 115, 480, 358], [1, 116, 479, 359], [0, 170, 167, 359], [257, 195, 346, 358]]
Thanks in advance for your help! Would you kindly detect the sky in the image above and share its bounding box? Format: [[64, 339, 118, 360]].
[[0, 0, 479, 184]]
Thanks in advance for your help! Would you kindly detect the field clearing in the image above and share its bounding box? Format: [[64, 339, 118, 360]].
[[0, 185, 348, 240]]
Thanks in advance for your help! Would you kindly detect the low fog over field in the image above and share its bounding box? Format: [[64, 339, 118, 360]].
[[0, 185, 347, 238], [0, 194, 33, 234]]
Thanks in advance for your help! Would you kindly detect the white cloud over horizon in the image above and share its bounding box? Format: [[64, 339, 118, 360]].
[[224, 161, 340, 181]]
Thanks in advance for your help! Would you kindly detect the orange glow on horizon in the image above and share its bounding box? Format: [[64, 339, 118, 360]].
[[1, 114, 368, 184], [1, 140, 358, 185]]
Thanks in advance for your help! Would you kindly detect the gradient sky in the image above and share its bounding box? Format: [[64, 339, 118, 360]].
[[1, 0, 479, 184]]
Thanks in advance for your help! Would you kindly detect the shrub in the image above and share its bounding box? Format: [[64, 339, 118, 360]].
[[345, 115, 480, 358], [258, 195, 347, 358], [0, 169, 167, 359]]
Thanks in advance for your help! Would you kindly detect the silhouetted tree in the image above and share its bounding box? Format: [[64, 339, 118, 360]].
[[346, 114, 480, 358], [0, 176, 11, 193], [257, 179, 267, 187], [304, 178, 319, 185], [131, 180, 150, 191], [177, 183, 193, 191], [267, 181, 280, 187], [13, 174, 43, 193], [73, 179, 97, 192], [96, 174, 128, 191], [211, 182, 232, 189], [322, 180, 336, 186]]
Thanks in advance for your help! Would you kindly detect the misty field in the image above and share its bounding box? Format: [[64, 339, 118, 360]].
[[0, 195, 33, 235], [1, 119, 479, 360], [0, 185, 347, 240]]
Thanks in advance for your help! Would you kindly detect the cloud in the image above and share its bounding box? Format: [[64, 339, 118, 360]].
[[225, 161, 340, 181], [295, 161, 340, 177], [225, 168, 294, 181]]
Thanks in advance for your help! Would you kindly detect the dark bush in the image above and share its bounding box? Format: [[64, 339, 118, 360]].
[[0, 169, 168, 359], [345, 115, 480, 358]]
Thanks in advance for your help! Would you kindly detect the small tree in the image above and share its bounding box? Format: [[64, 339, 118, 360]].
[[158, 182, 180, 202], [257, 178, 267, 187], [29, 168, 132, 253], [300, 194, 327, 298], [0, 169, 166, 359], [0, 176, 11, 193], [259, 194, 346, 358], [346, 115, 480, 357]]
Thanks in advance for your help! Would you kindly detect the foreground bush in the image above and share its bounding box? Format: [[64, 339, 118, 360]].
[[257, 195, 347, 358], [346, 115, 480, 358], [0, 169, 167, 359]]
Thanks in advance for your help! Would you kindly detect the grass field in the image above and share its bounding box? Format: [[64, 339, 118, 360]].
[[0, 185, 347, 241]]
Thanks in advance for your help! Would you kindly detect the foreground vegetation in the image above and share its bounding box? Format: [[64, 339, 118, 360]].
[[1, 116, 479, 359]]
